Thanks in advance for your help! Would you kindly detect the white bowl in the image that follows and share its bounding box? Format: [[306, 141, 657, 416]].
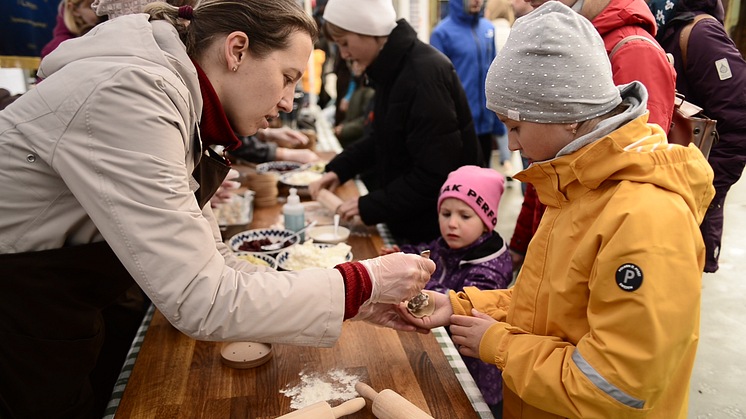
[[229, 228, 299, 254], [307, 225, 350, 244], [255, 161, 302, 175], [276, 243, 353, 271], [233, 252, 278, 270]]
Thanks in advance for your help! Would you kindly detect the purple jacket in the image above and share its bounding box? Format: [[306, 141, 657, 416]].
[[656, 0, 746, 190], [400, 231, 512, 405]]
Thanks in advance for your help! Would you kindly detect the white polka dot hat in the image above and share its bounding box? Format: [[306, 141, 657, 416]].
[[485, 1, 621, 123]]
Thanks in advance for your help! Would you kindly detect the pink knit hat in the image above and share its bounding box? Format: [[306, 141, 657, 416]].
[[437, 166, 506, 229]]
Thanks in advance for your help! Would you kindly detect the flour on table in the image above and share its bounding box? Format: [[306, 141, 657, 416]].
[[280, 369, 361, 410]]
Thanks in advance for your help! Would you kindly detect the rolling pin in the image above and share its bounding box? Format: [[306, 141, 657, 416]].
[[275, 398, 366, 418], [317, 188, 344, 214], [355, 382, 434, 419]]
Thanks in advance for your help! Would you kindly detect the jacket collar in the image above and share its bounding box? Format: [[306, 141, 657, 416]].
[[365, 19, 417, 86], [461, 232, 507, 265]]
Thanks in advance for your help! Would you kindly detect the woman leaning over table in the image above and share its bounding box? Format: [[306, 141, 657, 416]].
[[0, 1, 435, 418]]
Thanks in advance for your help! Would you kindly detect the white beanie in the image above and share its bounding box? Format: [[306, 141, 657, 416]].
[[485, 1, 621, 123], [323, 0, 397, 36]]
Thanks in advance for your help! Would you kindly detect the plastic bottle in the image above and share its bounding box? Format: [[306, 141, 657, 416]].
[[283, 188, 306, 242]]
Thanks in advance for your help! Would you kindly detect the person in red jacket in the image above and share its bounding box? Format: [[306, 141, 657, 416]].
[[509, 0, 676, 272]]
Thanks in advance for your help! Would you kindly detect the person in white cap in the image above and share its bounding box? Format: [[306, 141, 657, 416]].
[[309, 0, 483, 245], [401, 3, 714, 418]]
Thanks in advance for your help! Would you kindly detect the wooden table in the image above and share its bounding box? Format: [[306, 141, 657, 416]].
[[114, 172, 481, 419]]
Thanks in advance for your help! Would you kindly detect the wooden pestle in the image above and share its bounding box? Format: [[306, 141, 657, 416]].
[[274, 398, 366, 418], [317, 188, 344, 214], [355, 382, 434, 419]]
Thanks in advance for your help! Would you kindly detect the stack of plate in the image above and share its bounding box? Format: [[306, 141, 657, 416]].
[[246, 172, 278, 207]]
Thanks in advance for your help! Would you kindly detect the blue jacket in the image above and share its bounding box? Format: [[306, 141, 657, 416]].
[[430, 0, 505, 136]]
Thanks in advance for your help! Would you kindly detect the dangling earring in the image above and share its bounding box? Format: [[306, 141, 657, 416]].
[[572, 127, 578, 134]]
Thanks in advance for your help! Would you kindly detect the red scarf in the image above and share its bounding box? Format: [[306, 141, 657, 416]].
[[192, 60, 242, 151]]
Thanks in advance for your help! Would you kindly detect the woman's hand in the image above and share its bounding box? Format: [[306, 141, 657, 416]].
[[276, 148, 320, 164], [337, 197, 360, 221], [351, 303, 430, 333], [309, 171, 340, 199], [379, 245, 402, 255], [209, 169, 241, 207], [258, 127, 309, 148], [359, 253, 436, 305], [395, 291, 454, 330], [450, 309, 498, 359]]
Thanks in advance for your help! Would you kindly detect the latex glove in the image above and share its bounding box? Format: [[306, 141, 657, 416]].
[[309, 171, 340, 199], [359, 253, 436, 305], [450, 309, 499, 359], [258, 127, 309, 148], [276, 148, 320, 164], [352, 303, 429, 333]]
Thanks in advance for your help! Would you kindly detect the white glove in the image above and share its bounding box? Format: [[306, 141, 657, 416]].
[[351, 303, 409, 330], [359, 253, 435, 305]]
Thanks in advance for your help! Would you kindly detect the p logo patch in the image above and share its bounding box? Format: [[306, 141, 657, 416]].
[[616, 264, 643, 292]]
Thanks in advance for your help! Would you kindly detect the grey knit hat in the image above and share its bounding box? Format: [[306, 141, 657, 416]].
[[486, 1, 621, 123]]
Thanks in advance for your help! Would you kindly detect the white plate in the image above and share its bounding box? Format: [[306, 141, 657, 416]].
[[229, 228, 299, 254], [255, 161, 302, 175], [233, 251, 278, 270], [278, 170, 324, 192], [276, 243, 353, 271]]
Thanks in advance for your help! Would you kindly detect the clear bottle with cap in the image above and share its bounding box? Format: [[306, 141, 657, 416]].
[[283, 188, 306, 242]]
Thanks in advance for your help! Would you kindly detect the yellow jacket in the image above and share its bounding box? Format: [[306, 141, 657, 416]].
[[451, 115, 714, 418]]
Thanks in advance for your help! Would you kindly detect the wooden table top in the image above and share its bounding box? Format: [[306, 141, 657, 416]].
[[114, 167, 480, 419]]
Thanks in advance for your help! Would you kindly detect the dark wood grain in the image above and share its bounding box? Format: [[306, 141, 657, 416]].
[[115, 171, 480, 419]]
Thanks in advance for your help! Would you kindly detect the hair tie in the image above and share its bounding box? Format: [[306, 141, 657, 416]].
[[178, 5, 193, 20]]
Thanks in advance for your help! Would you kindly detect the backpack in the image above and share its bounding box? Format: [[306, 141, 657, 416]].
[[609, 21, 719, 158]]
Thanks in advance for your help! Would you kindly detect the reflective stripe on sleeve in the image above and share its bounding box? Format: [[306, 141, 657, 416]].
[[571, 349, 645, 409]]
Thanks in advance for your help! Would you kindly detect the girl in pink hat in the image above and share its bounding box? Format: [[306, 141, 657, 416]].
[[381, 165, 511, 417]]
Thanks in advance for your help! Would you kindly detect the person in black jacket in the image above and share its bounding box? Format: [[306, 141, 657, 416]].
[[309, 0, 483, 244]]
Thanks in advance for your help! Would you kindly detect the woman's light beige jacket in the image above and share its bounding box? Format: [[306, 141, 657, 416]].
[[0, 14, 345, 346]]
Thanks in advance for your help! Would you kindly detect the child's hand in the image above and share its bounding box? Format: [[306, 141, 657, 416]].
[[395, 291, 453, 332], [379, 245, 401, 255], [449, 309, 498, 359]]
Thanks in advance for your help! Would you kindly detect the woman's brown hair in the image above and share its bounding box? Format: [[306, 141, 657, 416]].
[[144, 0, 319, 60]]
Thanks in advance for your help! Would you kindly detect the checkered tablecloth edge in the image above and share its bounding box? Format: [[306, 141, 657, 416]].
[[102, 303, 156, 419]]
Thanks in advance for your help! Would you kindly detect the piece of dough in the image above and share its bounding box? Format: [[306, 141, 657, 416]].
[[407, 291, 436, 318]]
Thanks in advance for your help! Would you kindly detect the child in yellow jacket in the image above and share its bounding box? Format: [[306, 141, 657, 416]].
[[401, 3, 715, 418]]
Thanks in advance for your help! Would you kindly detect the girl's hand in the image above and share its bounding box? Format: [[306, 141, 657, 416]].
[[449, 309, 498, 359], [379, 245, 401, 255], [395, 291, 454, 332]]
